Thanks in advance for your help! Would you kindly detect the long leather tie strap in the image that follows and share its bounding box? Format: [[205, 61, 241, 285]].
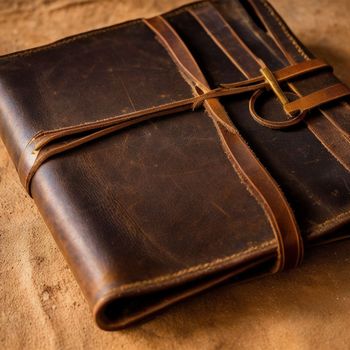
[[143, 15, 303, 271], [189, 2, 350, 172], [18, 57, 330, 194]]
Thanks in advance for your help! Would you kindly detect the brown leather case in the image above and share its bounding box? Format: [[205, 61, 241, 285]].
[[0, 0, 349, 330]]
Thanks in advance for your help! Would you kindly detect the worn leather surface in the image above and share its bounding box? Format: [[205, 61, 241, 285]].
[[0, 1, 282, 329], [0, 0, 350, 344], [0, 0, 349, 330], [168, 1, 350, 239]]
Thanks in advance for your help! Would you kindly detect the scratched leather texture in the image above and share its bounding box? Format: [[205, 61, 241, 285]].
[[166, 2, 350, 240], [0, 0, 349, 335], [0, 2, 278, 329]]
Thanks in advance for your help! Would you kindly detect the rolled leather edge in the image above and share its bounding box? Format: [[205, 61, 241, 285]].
[[92, 245, 275, 330]]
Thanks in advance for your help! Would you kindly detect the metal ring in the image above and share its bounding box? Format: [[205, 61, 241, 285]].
[[249, 89, 307, 129]]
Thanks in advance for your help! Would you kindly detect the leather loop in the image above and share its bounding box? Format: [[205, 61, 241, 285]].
[[249, 89, 308, 129], [285, 83, 350, 114]]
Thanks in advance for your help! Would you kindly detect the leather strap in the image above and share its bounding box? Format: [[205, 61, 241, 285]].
[[17, 58, 331, 194], [143, 15, 303, 272], [189, 1, 350, 172], [246, 0, 350, 172], [248, 83, 350, 129], [285, 83, 350, 114], [18, 4, 350, 271], [221, 59, 330, 89]]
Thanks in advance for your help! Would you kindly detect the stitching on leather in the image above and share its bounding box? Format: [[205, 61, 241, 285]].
[[147, 14, 305, 270], [210, 113, 286, 270], [307, 120, 350, 172], [319, 106, 350, 143], [307, 209, 350, 237], [259, 0, 350, 171], [0, 19, 143, 60], [259, 0, 308, 60], [190, 4, 304, 269], [0, 1, 207, 60], [103, 240, 275, 294], [250, 1, 350, 235]]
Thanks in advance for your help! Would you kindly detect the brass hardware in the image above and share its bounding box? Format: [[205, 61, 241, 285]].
[[260, 66, 289, 108]]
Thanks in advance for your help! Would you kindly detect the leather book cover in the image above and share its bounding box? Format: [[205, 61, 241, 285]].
[[0, 0, 349, 330]]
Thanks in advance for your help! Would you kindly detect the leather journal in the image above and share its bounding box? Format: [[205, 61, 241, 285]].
[[0, 0, 349, 330]]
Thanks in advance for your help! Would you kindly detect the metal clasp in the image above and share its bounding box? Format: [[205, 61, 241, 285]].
[[248, 65, 307, 129], [260, 66, 290, 109]]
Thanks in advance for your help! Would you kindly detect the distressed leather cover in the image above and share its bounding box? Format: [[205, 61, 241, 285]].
[[0, 0, 349, 330]]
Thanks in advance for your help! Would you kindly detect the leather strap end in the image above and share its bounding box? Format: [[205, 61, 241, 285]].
[[285, 83, 350, 114]]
